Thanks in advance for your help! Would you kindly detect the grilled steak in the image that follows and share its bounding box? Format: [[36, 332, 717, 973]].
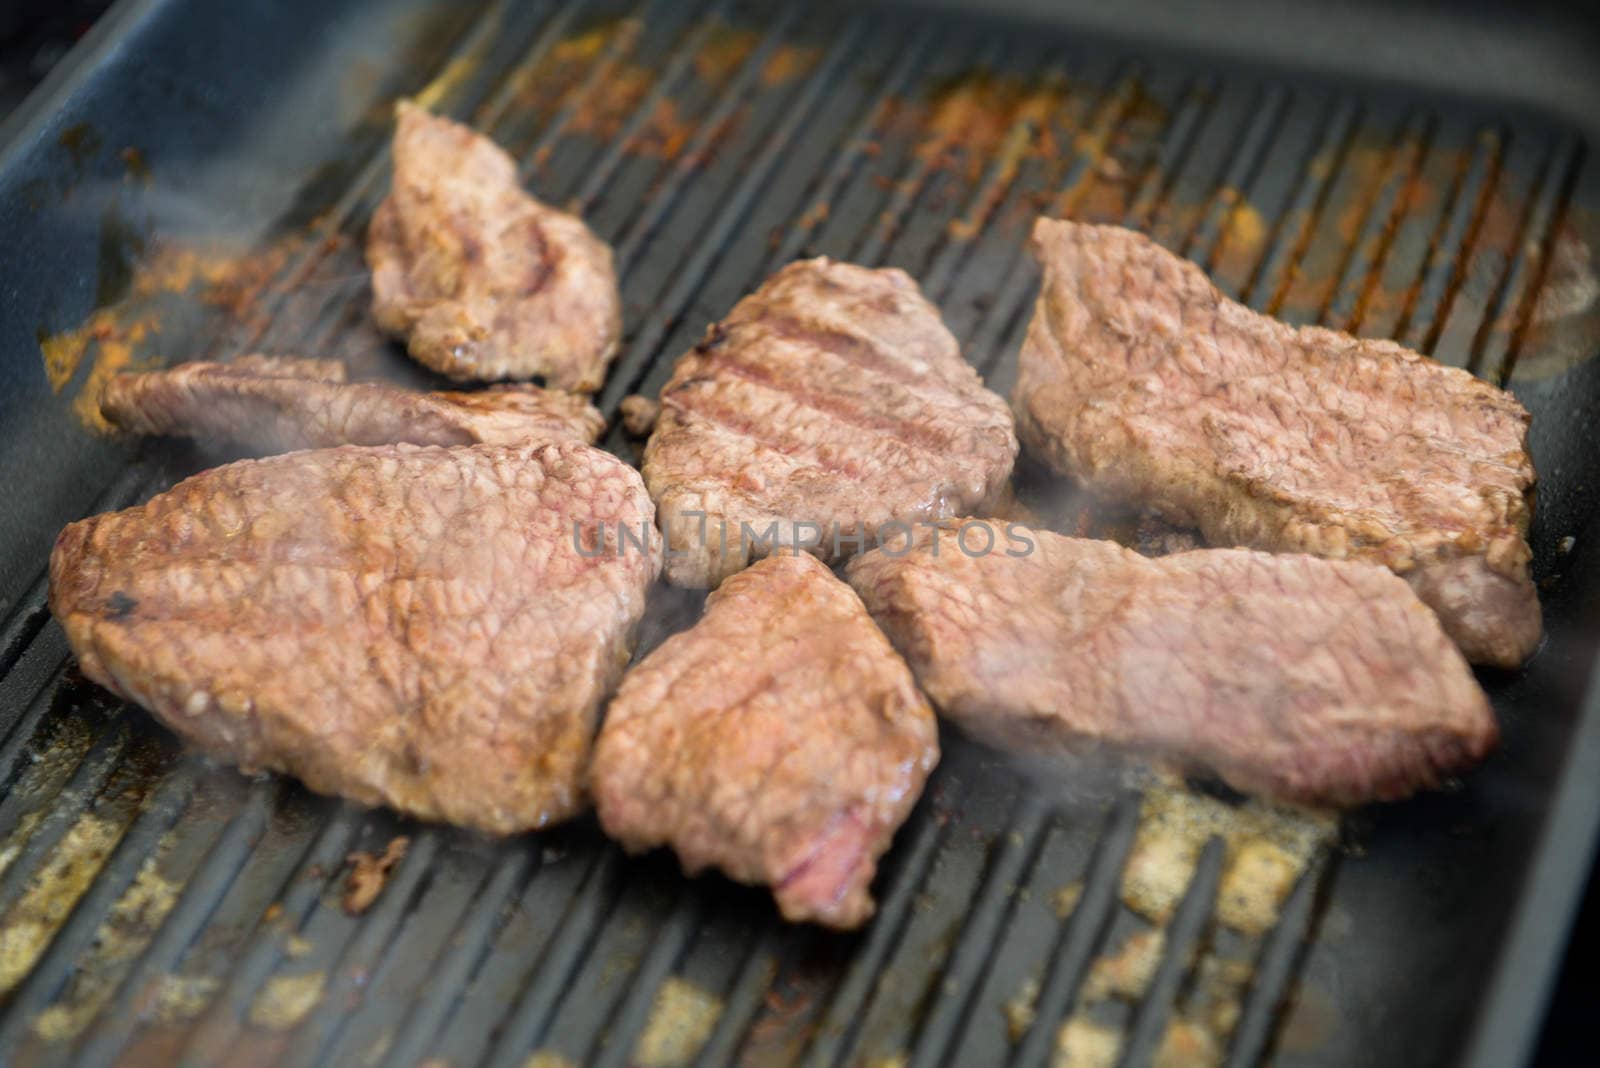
[[367, 102, 622, 391], [644, 258, 1017, 588], [100, 355, 605, 452], [846, 520, 1496, 806], [591, 553, 938, 928], [49, 440, 660, 833], [1014, 219, 1539, 667]]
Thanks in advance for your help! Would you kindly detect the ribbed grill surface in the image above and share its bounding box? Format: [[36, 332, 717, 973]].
[[0, 2, 1594, 1066]]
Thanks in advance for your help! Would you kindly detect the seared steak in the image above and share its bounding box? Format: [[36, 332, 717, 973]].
[[1014, 219, 1539, 667], [591, 553, 938, 928], [367, 103, 622, 391], [100, 355, 605, 451], [49, 440, 660, 833], [847, 520, 1496, 806], [644, 258, 1017, 588]]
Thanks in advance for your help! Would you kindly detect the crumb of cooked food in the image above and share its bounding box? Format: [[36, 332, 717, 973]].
[[1054, 1015, 1122, 1068], [148, 973, 221, 1023], [32, 999, 103, 1043], [633, 976, 724, 1067], [342, 835, 410, 916], [29, 848, 185, 1040], [523, 1051, 577, 1068], [1154, 1018, 1223, 1068], [249, 971, 327, 1030], [1218, 838, 1302, 934], [1121, 785, 1335, 929], [1082, 929, 1165, 1002], [1003, 976, 1040, 1042], [619, 394, 660, 437], [1052, 881, 1083, 919], [0, 814, 122, 994], [1189, 954, 1254, 1038]]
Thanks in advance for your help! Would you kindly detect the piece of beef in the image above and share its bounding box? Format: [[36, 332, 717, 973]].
[[49, 440, 660, 834], [643, 258, 1017, 588], [367, 102, 622, 391], [1014, 219, 1539, 667], [846, 520, 1496, 806], [591, 553, 938, 928], [618, 394, 660, 437], [100, 355, 605, 452]]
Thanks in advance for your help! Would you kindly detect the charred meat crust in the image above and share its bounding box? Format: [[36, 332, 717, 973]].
[[644, 257, 1018, 588], [100, 355, 605, 452], [366, 103, 622, 391], [48, 440, 660, 834], [1013, 218, 1539, 667], [847, 520, 1497, 807], [591, 553, 938, 929]]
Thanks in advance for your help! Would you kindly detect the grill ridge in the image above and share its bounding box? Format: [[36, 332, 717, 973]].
[[481, 849, 626, 1067], [0, 764, 199, 1056], [1261, 99, 1365, 317], [904, 795, 1053, 1068], [1187, 82, 1293, 265], [1342, 117, 1441, 334], [1464, 130, 1565, 378], [517, 0, 663, 184], [1222, 852, 1336, 1068], [0, 723, 133, 922], [468, 0, 593, 136], [966, 62, 1148, 374], [957, 70, 1305, 1061], [69, 778, 278, 1065], [1395, 123, 1506, 349], [174, 804, 367, 1065], [606, 7, 806, 305], [1495, 133, 1586, 383], [696, 926, 784, 1068], [566, 2, 732, 207], [373, 847, 537, 1068], [275, 830, 444, 1067], [1324, 112, 1438, 332], [586, 885, 705, 1068], [1012, 794, 1143, 1067], [795, 785, 967, 1068], [1115, 837, 1228, 1068], [594, 11, 872, 418]]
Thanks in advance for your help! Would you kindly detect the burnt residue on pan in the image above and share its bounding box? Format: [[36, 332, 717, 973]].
[[2, 1, 1599, 1066]]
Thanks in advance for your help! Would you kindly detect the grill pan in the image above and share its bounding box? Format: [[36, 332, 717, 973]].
[[3, 0, 1600, 1064]]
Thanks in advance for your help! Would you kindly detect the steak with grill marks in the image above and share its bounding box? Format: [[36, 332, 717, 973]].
[[100, 355, 605, 452], [49, 440, 660, 834], [591, 553, 939, 928], [643, 258, 1018, 588], [1014, 218, 1539, 667], [367, 102, 622, 391], [846, 520, 1497, 806]]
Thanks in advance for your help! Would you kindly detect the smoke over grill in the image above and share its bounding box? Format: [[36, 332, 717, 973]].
[[1, 1, 1598, 1066]]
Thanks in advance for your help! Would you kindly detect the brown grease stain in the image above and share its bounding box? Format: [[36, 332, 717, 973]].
[[506, 15, 796, 171], [1511, 212, 1600, 382], [58, 122, 103, 167], [917, 71, 1075, 184], [37, 235, 302, 432]]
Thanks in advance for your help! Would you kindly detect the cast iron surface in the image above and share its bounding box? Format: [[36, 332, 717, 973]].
[[2, 1, 1599, 1065]]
